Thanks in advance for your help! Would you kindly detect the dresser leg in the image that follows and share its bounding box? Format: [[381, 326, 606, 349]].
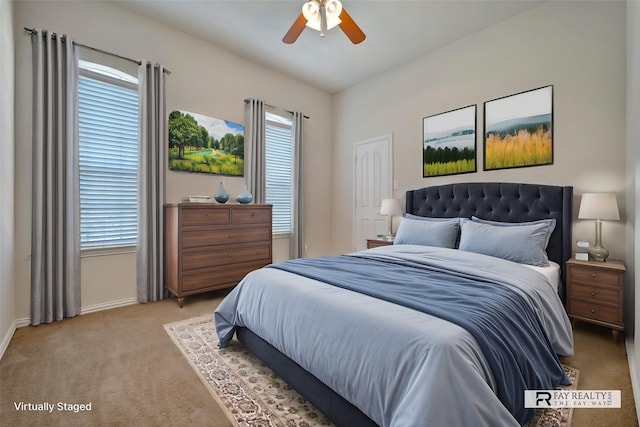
[[177, 297, 184, 308], [611, 329, 620, 341]]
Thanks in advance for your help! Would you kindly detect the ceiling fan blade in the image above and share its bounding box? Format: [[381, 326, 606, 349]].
[[338, 8, 366, 44], [283, 13, 307, 44]]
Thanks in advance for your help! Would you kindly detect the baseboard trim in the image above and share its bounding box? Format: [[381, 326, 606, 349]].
[[15, 317, 30, 327], [0, 320, 17, 360], [2, 298, 139, 360], [80, 297, 138, 315], [626, 337, 640, 426]]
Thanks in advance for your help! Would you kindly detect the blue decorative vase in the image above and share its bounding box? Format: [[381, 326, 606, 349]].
[[236, 185, 253, 204], [213, 181, 229, 203]]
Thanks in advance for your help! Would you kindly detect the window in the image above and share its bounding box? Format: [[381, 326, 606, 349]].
[[78, 61, 139, 249], [265, 111, 293, 234]]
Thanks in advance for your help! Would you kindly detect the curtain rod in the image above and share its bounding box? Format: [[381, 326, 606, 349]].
[[244, 99, 310, 119], [24, 27, 171, 75]]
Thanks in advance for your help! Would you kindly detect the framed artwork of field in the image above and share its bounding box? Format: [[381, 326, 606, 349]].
[[168, 110, 244, 176], [483, 85, 553, 171], [423, 105, 477, 177]]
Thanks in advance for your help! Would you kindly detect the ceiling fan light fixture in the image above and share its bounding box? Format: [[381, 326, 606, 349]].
[[302, 0, 322, 31], [325, 0, 343, 30], [302, 0, 342, 34], [284, 0, 363, 45]]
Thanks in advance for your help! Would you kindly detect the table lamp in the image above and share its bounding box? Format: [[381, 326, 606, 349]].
[[380, 198, 402, 240], [578, 193, 620, 262]]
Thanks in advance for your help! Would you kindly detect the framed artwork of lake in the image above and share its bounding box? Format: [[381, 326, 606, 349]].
[[168, 110, 244, 176], [483, 85, 553, 171], [423, 105, 477, 177]]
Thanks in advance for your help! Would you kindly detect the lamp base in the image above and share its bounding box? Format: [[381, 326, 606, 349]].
[[589, 220, 610, 262], [588, 245, 610, 262]]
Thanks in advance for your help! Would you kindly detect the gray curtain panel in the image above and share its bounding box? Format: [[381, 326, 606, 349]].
[[136, 61, 166, 303], [245, 99, 266, 203], [30, 29, 81, 325], [290, 112, 305, 259]]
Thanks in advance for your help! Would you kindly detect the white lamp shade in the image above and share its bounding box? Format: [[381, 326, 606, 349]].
[[578, 193, 620, 221], [380, 198, 402, 216]]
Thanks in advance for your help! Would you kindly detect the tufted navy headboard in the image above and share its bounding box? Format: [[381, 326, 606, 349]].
[[406, 182, 573, 300]]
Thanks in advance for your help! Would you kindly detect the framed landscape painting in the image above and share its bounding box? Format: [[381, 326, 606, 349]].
[[483, 85, 553, 171], [168, 110, 244, 176], [423, 105, 477, 177]]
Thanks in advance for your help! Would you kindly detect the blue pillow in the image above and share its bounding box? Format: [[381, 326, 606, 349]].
[[458, 220, 550, 266], [471, 216, 556, 249], [393, 216, 459, 248], [403, 213, 460, 223]]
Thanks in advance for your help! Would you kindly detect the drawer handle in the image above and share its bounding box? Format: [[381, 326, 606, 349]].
[[592, 273, 596, 278], [227, 254, 233, 257], [591, 292, 596, 297], [228, 234, 233, 238], [591, 309, 596, 313]]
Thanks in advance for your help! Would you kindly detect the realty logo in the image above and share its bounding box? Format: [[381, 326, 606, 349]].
[[535, 391, 552, 407], [524, 390, 621, 408]]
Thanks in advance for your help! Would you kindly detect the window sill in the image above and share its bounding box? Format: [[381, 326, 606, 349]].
[[81, 245, 136, 258], [272, 233, 291, 240]]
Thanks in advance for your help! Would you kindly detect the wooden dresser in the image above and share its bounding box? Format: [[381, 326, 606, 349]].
[[164, 203, 272, 307], [566, 258, 625, 340]]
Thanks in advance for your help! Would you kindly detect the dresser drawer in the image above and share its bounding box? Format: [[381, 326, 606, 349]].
[[570, 266, 620, 286], [182, 244, 271, 271], [182, 227, 271, 248], [181, 208, 230, 227], [181, 262, 268, 292], [569, 299, 621, 325], [231, 207, 271, 225], [570, 283, 619, 306]]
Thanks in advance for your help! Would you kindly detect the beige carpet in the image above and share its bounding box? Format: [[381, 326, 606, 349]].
[[164, 314, 578, 427]]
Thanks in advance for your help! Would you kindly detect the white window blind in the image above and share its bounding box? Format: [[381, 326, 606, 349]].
[[265, 112, 293, 234], [78, 66, 139, 249]]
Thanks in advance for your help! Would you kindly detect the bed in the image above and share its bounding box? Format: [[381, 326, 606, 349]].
[[215, 182, 574, 427]]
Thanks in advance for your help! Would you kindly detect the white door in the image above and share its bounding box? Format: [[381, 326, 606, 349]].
[[353, 134, 393, 251]]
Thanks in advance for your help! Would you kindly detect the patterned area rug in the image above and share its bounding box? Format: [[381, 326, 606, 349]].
[[164, 315, 578, 427]]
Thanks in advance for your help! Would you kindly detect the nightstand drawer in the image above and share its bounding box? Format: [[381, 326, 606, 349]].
[[570, 267, 620, 286], [367, 239, 394, 249], [570, 283, 619, 306], [569, 300, 621, 325]]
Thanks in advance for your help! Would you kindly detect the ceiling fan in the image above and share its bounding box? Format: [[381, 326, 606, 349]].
[[283, 0, 366, 45]]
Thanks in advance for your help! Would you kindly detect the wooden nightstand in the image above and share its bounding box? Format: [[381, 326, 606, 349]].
[[566, 258, 625, 340], [366, 238, 394, 249]]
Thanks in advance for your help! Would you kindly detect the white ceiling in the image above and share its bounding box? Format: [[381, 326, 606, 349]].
[[114, 0, 544, 94]]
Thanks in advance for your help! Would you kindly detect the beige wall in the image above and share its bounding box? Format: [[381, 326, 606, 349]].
[[13, 0, 333, 321], [626, 0, 640, 420], [331, 1, 627, 263], [1, 0, 16, 355]]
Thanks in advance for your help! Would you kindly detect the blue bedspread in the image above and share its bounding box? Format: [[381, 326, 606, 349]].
[[267, 253, 569, 425]]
